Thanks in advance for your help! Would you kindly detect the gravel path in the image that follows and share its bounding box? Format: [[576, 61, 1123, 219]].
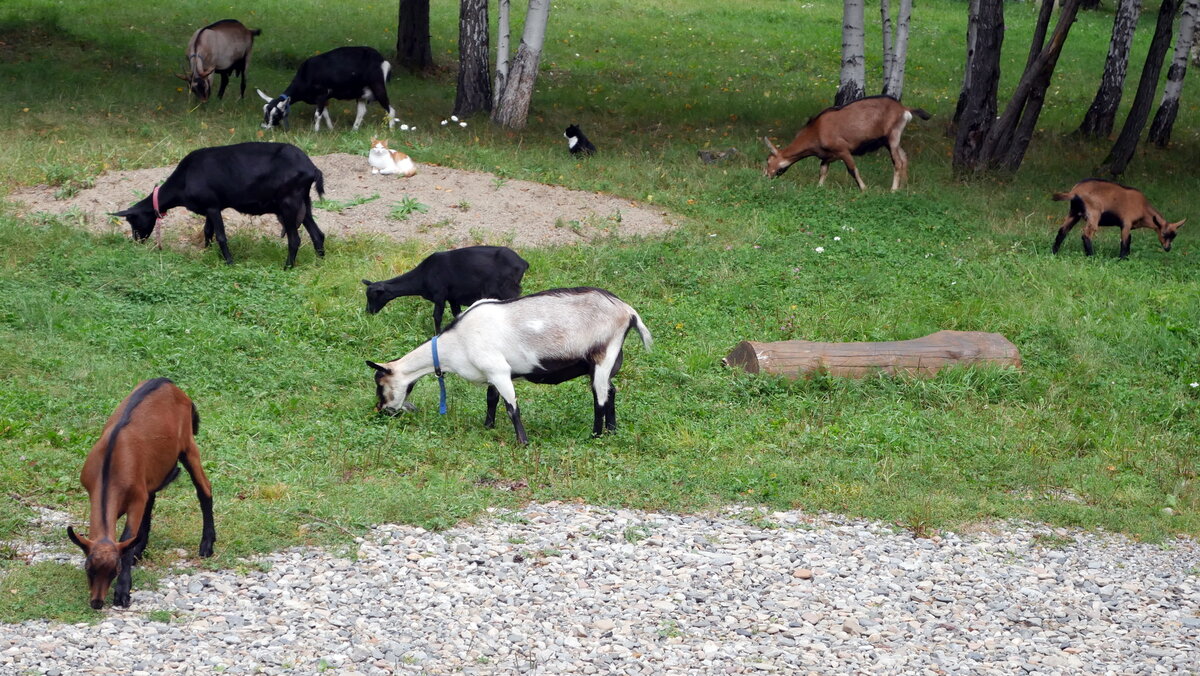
[[3, 502, 1198, 674]]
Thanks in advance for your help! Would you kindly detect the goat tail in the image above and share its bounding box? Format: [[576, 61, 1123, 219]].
[[1051, 191, 1073, 202], [382, 60, 393, 82], [191, 402, 200, 435], [314, 169, 326, 200], [629, 312, 653, 352], [909, 107, 932, 121], [250, 28, 263, 37]]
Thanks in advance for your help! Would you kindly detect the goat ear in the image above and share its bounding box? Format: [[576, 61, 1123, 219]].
[[762, 136, 780, 155], [109, 209, 132, 219], [256, 88, 274, 103], [361, 279, 373, 286], [66, 526, 92, 554], [175, 73, 191, 82], [366, 360, 393, 375], [1173, 219, 1187, 229]]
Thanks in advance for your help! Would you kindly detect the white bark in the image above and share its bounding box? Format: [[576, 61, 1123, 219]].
[[493, 0, 550, 129], [493, 0, 511, 110], [883, 0, 912, 99], [881, 0, 894, 86], [1148, 0, 1198, 144], [836, 0, 866, 105]]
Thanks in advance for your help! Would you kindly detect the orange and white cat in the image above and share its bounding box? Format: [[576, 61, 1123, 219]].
[[368, 138, 417, 177]]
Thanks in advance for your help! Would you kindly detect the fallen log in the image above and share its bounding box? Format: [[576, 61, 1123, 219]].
[[723, 330, 1021, 379]]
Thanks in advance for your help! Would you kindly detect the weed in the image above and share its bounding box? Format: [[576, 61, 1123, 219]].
[[1031, 533, 1075, 549], [389, 196, 429, 221], [657, 619, 684, 638], [454, 201, 471, 211], [624, 525, 651, 544], [145, 609, 173, 623], [314, 193, 380, 213], [490, 176, 509, 190]]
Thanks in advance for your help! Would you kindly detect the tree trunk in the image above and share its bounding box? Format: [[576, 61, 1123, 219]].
[[836, 0, 867, 105], [397, 0, 434, 72], [881, 0, 894, 87], [454, 0, 492, 116], [883, 0, 913, 99], [1078, 0, 1142, 138], [723, 331, 1022, 379], [493, 0, 511, 110], [952, 0, 1003, 172], [493, 0, 551, 129], [1148, 0, 1199, 146], [953, 0, 983, 128], [1102, 0, 1181, 175], [982, 0, 1082, 172]]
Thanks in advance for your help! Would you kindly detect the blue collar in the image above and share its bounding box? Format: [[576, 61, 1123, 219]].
[[431, 336, 447, 415]]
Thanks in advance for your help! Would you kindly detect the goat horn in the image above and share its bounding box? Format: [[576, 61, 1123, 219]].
[[175, 73, 191, 82], [762, 136, 780, 155]]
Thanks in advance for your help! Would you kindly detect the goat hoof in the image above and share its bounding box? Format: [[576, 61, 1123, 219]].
[[113, 592, 131, 608]]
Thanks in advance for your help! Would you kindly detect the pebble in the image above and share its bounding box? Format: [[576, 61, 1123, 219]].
[[1, 503, 1198, 673]]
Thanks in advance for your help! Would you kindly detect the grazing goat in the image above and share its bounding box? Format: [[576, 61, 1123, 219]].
[[362, 246, 529, 333], [67, 379, 215, 609], [1052, 179, 1186, 258], [763, 95, 931, 191], [257, 46, 396, 132], [111, 142, 326, 268], [179, 19, 261, 102], [367, 287, 652, 445]]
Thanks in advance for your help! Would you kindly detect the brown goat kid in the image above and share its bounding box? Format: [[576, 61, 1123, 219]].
[[179, 19, 261, 102], [763, 95, 931, 191], [67, 379, 215, 609], [1051, 179, 1186, 259]]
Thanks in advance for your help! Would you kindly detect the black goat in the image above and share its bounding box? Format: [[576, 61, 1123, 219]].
[[257, 46, 396, 132], [362, 246, 529, 333], [111, 142, 326, 268]]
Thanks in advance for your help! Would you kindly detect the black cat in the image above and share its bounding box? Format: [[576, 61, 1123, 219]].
[[564, 124, 597, 156]]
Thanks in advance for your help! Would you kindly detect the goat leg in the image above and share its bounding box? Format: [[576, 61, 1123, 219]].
[[484, 385, 500, 429], [181, 446, 216, 558], [1052, 215, 1080, 254]]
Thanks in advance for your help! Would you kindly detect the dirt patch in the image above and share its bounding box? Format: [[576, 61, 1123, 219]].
[[9, 153, 678, 250]]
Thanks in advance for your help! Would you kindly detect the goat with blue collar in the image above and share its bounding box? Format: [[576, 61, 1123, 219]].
[[367, 287, 652, 445]]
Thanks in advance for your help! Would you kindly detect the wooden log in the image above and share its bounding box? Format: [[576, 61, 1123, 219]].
[[723, 330, 1021, 379]]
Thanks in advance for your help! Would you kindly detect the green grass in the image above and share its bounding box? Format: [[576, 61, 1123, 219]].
[[0, 0, 1198, 622]]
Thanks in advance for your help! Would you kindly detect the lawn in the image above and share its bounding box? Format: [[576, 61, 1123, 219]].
[[0, 0, 1197, 622]]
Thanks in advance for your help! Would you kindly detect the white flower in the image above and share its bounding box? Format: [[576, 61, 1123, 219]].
[[708, 233, 717, 237], [814, 247, 824, 253], [451, 115, 459, 122], [1191, 382, 1199, 388], [441, 120, 448, 126], [400, 124, 410, 131], [460, 121, 468, 128], [833, 236, 841, 241]]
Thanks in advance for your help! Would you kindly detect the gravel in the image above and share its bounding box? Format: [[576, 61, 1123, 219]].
[[2, 502, 1198, 674]]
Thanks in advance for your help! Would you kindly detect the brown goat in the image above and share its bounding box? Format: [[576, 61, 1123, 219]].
[[763, 95, 931, 191], [178, 19, 261, 101], [1052, 179, 1186, 258], [67, 379, 215, 609]]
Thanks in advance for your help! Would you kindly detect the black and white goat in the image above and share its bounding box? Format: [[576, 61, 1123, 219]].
[[367, 287, 652, 444], [362, 246, 529, 333], [111, 142, 325, 268], [257, 46, 396, 132]]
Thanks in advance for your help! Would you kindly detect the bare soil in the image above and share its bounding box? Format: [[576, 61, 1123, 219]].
[[10, 153, 678, 251]]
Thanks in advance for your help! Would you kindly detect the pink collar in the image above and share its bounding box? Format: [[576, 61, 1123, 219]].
[[152, 185, 165, 249]]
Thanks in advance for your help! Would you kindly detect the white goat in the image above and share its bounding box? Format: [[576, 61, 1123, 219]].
[[367, 287, 652, 444]]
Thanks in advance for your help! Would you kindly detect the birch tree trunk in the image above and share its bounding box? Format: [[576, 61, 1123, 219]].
[[881, 0, 894, 86], [952, 0, 1003, 172], [397, 0, 434, 72], [1148, 0, 1199, 146], [952, 0, 983, 127], [1078, 0, 1143, 138], [836, 0, 867, 106], [883, 0, 913, 99], [454, 0, 492, 116], [493, 0, 551, 129], [1102, 0, 1181, 175], [493, 0, 511, 110]]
